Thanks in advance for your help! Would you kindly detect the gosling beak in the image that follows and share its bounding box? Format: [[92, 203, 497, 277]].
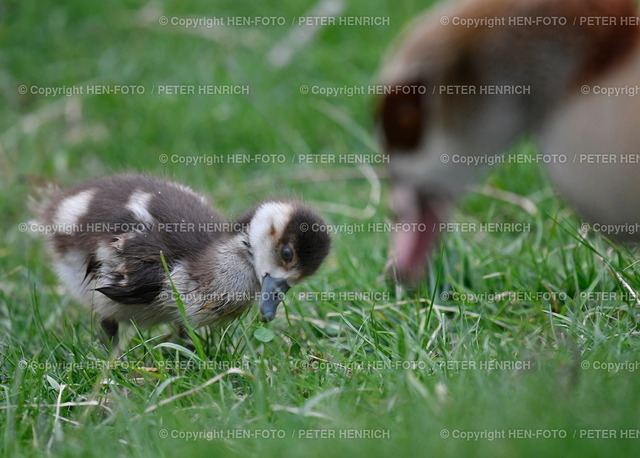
[[259, 274, 291, 322]]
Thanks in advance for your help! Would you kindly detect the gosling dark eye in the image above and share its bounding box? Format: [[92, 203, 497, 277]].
[[280, 245, 293, 262]]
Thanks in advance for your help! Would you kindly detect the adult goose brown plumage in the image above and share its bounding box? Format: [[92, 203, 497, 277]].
[[376, 0, 640, 280]]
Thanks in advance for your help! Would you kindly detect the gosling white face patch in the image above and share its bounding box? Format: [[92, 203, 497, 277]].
[[248, 202, 294, 281]]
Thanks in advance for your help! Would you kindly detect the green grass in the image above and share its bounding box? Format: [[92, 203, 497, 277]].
[[2, 1, 640, 456]]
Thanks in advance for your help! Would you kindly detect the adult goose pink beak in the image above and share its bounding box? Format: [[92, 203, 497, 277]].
[[376, 0, 640, 281]]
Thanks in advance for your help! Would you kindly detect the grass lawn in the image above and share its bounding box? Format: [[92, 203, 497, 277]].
[[2, 0, 640, 456]]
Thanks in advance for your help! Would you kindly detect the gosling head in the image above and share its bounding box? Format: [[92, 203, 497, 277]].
[[246, 201, 331, 322]]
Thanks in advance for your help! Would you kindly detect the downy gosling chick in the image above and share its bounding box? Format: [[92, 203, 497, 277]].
[[32, 174, 331, 345]]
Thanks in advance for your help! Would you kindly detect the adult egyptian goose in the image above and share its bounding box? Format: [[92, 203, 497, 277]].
[[376, 0, 640, 279]]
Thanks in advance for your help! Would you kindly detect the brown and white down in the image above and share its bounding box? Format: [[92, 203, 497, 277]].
[[33, 174, 330, 345], [376, 0, 640, 280]]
